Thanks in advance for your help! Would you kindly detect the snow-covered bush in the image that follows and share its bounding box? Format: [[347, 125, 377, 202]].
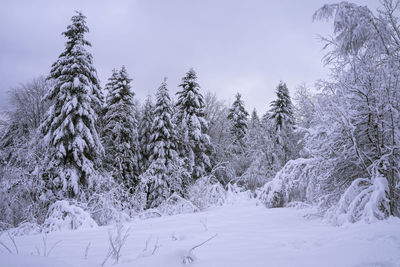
[[0, 164, 53, 230], [43, 200, 97, 232], [239, 151, 270, 191], [158, 193, 200, 216], [187, 176, 226, 210], [325, 175, 390, 225], [85, 174, 145, 225], [258, 158, 320, 208]]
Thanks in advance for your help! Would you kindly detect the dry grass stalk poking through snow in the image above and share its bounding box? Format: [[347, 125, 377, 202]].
[[83, 242, 91, 260], [34, 234, 61, 257], [0, 232, 19, 254], [182, 233, 218, 265], [135, 235, 162, 259], [101, 222, 130, 266]]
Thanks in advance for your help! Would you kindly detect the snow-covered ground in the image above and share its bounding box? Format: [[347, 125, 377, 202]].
[[1, 200, 400, 267]]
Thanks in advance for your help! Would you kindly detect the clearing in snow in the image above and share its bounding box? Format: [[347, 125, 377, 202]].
[[1, 200, 399, 267]]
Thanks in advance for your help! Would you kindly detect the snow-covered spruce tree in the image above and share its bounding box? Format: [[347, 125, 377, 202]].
[[227, 93, 249, 146], [222, 92, 250, 185], [138, 95, 154, 174], [41, 11, 103, 198], [247, 109, 264, 151], [176, 69, 211, 182], [268, 82, 294, 131], [102, 66, 139, 190], [249, 109, 260, 130], [267, 82, 296, 165], [145, 79, 185, 208]]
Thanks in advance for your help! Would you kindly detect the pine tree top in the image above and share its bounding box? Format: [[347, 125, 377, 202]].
[[251, 108, 259, 122], [63, 11, 91, 50], [105, 66, 134, 108], [228, 93, 248, 119], [176, 68, 205, 114], [47, 11, 102, 108]]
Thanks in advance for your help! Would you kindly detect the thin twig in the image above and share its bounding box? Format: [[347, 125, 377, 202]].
[[42, 236, 47, 256], [7, 232, 18, 254], [47, 240, 62, 257], [188, 234, 218, 254], [135, 236, 161, 259], [35, 246, 40, 256], [84, 242, 91, 259], [199, 218, 208, 232], [0, 241, 12, 254]]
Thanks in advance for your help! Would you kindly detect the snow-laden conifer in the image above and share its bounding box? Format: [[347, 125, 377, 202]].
[[102, 66, 139, 189], [268, 82, 294, 131], [176, 69, 211, 181], [138, 95, 154, 173], [41, 11, 103, 198], [227, 93, 249, 145], [145, 79, 184, 208], [267, 82, 296, 165]]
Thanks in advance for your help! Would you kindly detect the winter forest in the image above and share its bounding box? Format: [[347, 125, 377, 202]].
[[1, 1, 400, 267]]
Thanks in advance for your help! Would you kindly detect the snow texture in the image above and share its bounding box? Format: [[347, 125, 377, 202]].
[[1, 200, 399, 267]]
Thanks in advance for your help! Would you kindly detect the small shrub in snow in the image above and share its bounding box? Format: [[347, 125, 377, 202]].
[[86, 175, 145, 225], [43, 200, 97, 232], [325, 175, 391, 225], [187, 176, 226, 210], [158, 193, 200, 216]]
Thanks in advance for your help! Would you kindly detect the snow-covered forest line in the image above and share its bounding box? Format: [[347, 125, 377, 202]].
[[1, 0, 400, 238]]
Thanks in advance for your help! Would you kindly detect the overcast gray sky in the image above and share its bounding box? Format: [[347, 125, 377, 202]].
[[0, 0, 379, 114]]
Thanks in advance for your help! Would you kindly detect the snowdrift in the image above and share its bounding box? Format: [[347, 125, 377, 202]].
[[43, 200, 98, 232]]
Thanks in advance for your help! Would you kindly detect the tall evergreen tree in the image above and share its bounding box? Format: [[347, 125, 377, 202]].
[[268, 82, 294, 131], [146, 79, 181, 208], [268, 81, 296, 165], [247, 108, 262, 146], [41, 11, 103, 198], [176, 68, 211, 181], [249, 109, 260, 129], [138, 95, 154, 173], [227, 93, 249, 145], [102, 66, 139, 190]]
